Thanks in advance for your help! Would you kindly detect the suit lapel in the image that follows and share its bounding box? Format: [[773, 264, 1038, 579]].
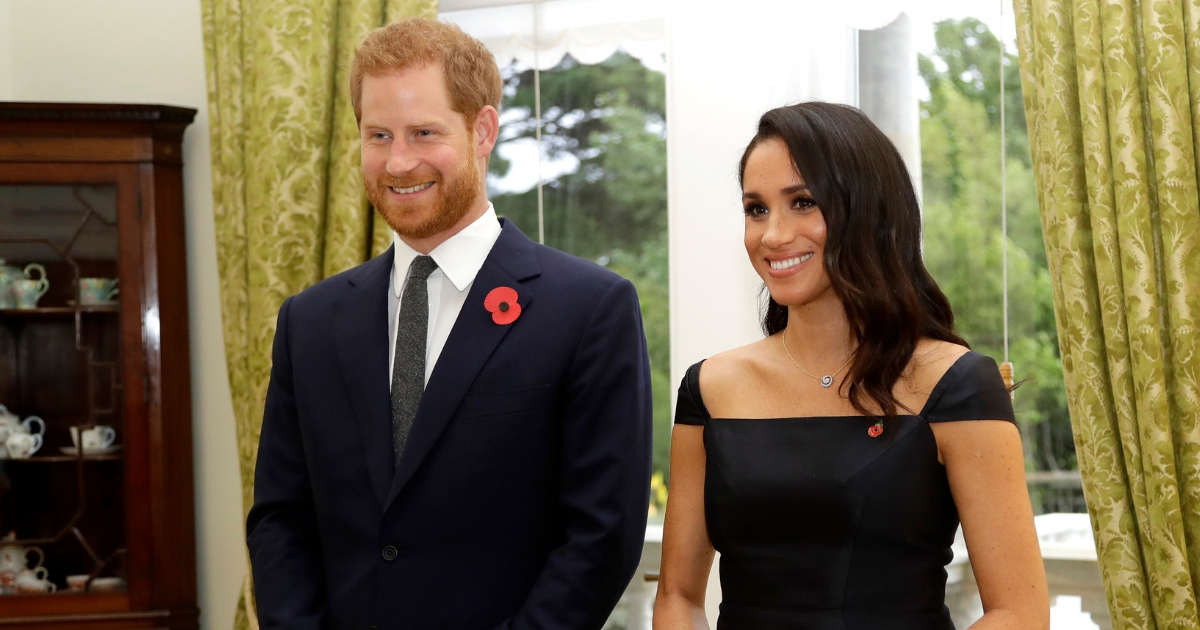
[[386, 220, 541, 507], [334, 249, 396, 508]]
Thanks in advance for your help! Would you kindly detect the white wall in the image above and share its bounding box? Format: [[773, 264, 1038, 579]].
[[0, 2, 11, 98], [665, 2, 857, 622], [0, 1, 244, 628], [665, 0, 858, 381]]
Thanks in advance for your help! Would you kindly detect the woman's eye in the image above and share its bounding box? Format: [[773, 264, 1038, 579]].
[[794, 196, 817, 210], [743, 204, 768, 217]]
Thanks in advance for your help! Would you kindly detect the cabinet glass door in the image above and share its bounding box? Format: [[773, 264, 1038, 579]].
[[0, 184, 127, 597]]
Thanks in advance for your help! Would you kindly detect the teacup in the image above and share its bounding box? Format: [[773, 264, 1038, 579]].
[[79, 278, 119, 305], [66, 574, 90, 591], [6, 432, 42, 459], [0, 263, 45, 309], [71, 425, 116, 451], [12, 278, 49, 309], [13, 566, 55, 593]]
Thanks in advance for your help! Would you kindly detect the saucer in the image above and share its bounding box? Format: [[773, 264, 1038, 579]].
[[59, 445, 122, 456], [88, 576, 127, 592]]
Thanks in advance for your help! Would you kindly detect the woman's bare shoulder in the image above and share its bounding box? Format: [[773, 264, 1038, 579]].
[[697, 337, 777, 410], [905, 339, 971, 395]]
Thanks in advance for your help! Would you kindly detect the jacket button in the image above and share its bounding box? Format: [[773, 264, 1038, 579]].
[[382, 545, 399, 561]]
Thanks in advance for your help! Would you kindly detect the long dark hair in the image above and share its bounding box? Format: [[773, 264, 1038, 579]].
[[739, 102, 967, 418]]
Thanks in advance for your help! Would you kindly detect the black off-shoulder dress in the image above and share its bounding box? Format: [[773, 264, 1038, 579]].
[[674, 351, 1016, 630]]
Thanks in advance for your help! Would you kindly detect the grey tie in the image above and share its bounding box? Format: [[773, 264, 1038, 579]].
[[391, 255, 439, 468]]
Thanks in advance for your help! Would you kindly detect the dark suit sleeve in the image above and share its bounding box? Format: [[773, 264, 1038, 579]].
[[500, 278, 653, 630], [246, 297, 329, 629]]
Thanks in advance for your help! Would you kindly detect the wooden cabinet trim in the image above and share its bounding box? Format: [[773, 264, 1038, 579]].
[[0, 138, 153, 163]]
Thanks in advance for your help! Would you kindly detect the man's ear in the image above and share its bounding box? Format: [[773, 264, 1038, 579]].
[[474, 105, 500, 159]]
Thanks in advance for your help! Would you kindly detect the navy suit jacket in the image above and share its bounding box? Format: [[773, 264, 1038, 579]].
[[247, 219, 653, 630]]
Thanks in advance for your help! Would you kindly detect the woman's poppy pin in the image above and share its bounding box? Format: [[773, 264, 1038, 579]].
[[868, 420, 884, 438], [484, 286, 522, 325]]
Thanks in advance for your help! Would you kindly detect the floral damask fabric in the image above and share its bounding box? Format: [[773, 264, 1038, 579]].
[[200, 1, 437, 627], [1014, 0, 1200, 627]]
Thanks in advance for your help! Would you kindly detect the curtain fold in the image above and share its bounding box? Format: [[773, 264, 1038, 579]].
[[200, 1, 438, 628], [1013, 0, 1200, 627]]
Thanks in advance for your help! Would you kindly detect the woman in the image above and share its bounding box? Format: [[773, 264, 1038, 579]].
[[654, 103, 1048, 629]]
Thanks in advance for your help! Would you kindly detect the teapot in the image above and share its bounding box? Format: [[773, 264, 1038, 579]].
[[0, 532, 45, 577], [0, 405, 46, 459]]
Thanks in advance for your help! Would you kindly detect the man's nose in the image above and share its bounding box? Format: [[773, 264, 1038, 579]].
[[385, 139, 420, 176]]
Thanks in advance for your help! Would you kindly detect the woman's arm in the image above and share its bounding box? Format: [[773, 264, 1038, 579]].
[[654, 424, 715, 629], [933, 419, 1050, 630]]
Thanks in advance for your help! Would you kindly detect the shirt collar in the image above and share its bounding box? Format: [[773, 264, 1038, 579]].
[[392, 203, 503, 295]]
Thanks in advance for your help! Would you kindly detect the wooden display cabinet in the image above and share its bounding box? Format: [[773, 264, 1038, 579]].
[[0, 104, 198, 629]]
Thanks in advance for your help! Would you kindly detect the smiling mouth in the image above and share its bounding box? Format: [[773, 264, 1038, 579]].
[[390, 182, 435, 195], [769, 252, 815, 270]]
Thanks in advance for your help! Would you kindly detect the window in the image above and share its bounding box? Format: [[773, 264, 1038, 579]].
[[442, 0, 671, 514]]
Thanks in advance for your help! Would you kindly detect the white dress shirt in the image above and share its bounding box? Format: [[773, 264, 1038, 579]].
[[387, 204, 503, 385]]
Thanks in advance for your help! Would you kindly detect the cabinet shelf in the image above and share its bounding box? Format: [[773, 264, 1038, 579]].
[[0, 591, 133, 622], [1, 454, 123, 463], [0, 305, 119, 319]]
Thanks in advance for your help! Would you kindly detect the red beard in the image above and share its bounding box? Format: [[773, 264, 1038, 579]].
[[366, 156, 481, 241]]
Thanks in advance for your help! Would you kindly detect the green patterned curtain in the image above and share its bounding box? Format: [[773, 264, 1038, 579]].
[[1013, 0, 1200, 627], [200, 1, 437, 627]]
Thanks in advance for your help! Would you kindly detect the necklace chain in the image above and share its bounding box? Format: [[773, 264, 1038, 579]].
[[780, 332, 855, 388]]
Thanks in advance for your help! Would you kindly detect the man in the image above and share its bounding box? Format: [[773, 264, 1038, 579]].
[[246, 17, 653, 630]]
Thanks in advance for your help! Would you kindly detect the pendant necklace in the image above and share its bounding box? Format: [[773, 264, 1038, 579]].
[[780, 333, 855, 388]]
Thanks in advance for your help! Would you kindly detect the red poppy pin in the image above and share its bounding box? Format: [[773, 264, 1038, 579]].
[[484, 286, 522, 325], [868, 420, 884, 438]]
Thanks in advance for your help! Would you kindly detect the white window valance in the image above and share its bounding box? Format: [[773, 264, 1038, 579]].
[[439, 0, 990, 75], [440, 0, 667, 71]]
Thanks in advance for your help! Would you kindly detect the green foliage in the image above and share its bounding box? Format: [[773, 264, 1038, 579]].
[[921, 19, 1074, 472], [489, 53, 672, 500], [490, 53, 667, 259], [918, 17, 1029, 162]]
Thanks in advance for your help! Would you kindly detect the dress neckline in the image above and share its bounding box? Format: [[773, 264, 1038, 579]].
[[699, 350, 979, 422]]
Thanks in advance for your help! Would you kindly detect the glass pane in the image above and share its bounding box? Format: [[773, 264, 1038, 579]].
[[489, 58, 542, 237], [858, 9, 1091, 627], [0, 184, 127, 596], [909, 15, 1078, 505], [489, 51, 670, 521]]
